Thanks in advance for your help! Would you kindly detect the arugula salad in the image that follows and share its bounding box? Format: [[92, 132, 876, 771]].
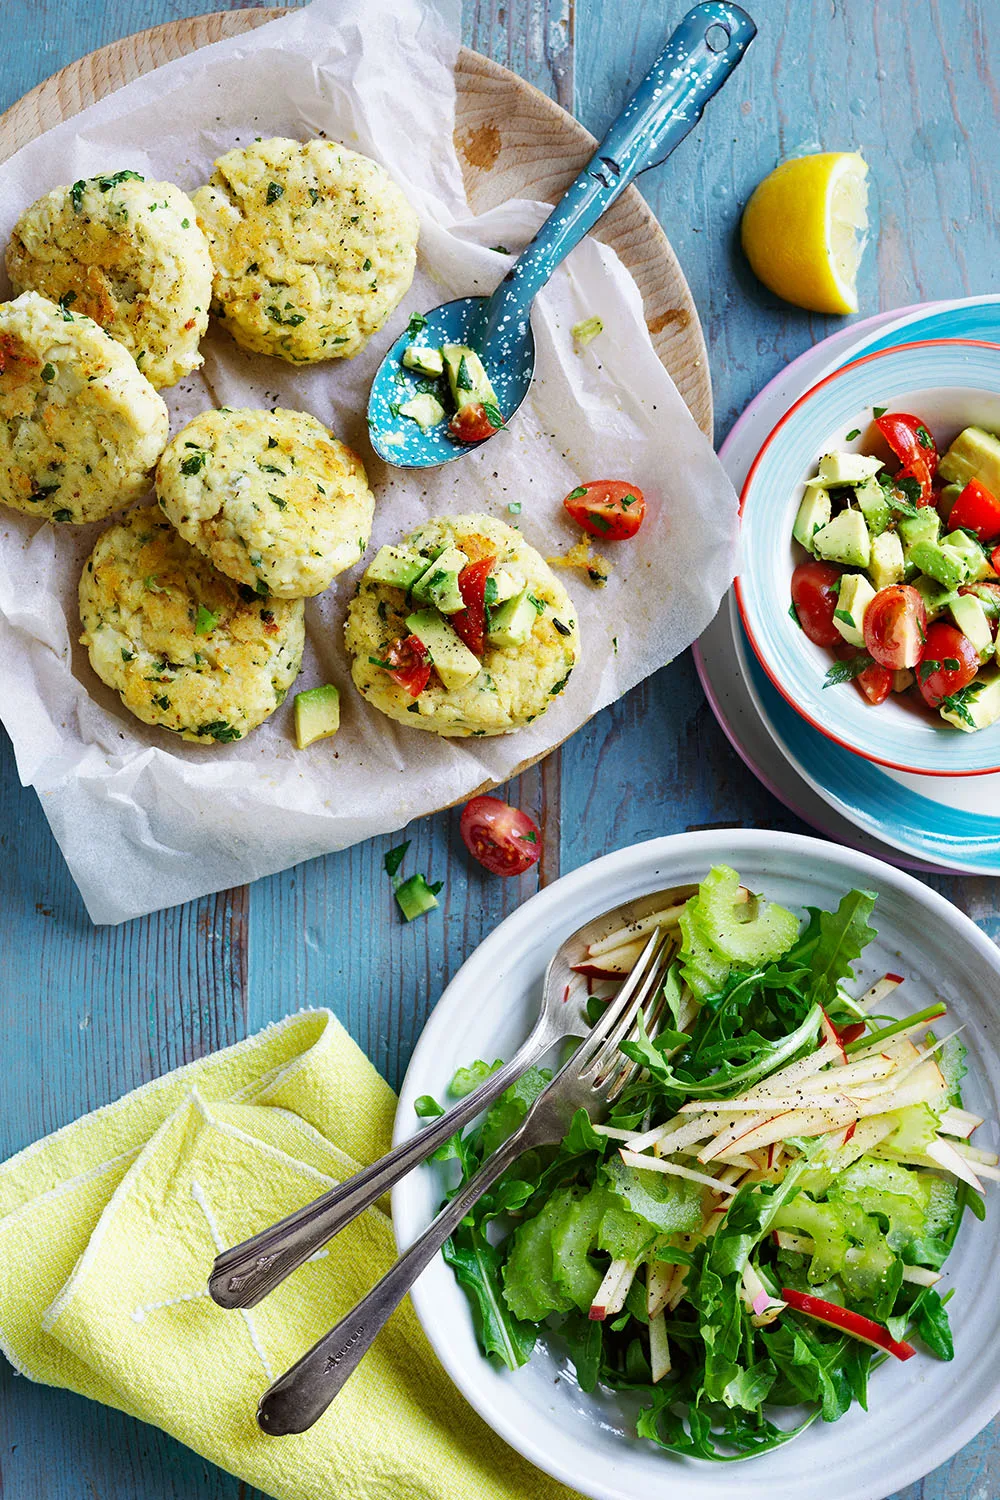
[[419, 866, 991, 1461]]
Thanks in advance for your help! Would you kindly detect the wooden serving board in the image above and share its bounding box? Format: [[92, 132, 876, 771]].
[[0, 7, 712, 435]]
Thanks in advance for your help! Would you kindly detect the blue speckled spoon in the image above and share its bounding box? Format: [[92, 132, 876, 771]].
[[368, 2, 756, 469]]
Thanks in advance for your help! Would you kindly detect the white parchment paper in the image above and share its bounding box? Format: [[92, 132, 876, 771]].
[[0, 0, 738, 923]]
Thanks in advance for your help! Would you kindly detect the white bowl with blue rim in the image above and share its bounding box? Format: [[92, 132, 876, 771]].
[[735, 338, 1000, 776]]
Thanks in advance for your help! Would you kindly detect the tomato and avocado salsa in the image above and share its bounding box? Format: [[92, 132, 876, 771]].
[[422, 867, 988, 1461], [790, 413, 1000, 730]]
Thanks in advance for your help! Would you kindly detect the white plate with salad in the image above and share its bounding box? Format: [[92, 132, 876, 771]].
[[736, 339, 1000, 775], [393, 829, 1000, 1500]]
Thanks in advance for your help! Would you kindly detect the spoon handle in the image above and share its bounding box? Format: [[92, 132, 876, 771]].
[[473, 3, 755, 350]]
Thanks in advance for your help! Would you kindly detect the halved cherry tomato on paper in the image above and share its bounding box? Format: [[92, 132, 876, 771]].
[[875, 411, 939, 477], [451, 555, 495, 656], [563, 480, 646, 540], [863, 584, 928, 670], [948, 478, 1000, 542], [916, 621, 980, 709], [449, 401, 502, 444], [380, 635, 432, 697], [790, 559, 844, 647], [459, 796, 542, 876]]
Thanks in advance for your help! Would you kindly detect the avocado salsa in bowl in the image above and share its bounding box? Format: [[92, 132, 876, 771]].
[[735, 339, 1000, 775]]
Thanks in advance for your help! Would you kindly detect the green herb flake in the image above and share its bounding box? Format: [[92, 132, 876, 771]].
[[873, 405, 887, 418], [482, 402, 504, 430], [507, 501, 522, 515], [180, 452, 207, 476], [384, 840, 410, 878], [823, 651, 874, 687], [194, 605, 218, 636], [406, 312, 428, 339], [266, 182, 285, 205], [40, 364, 56, 384], [567, 486, 588, 500], [70, 180, 86, 212], [845, 428, 861, 441]]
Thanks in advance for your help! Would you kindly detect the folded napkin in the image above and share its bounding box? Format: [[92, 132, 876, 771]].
[[0, 1010, 579, 1500]]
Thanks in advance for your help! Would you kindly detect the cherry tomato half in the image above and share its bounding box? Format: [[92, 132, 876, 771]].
[[916, 621, 980, 709], [875, 411, 939, 477], [451, 555, 495, 656], [459, 796, 542, 876], [855, 660, 893, 705], [948, 478, 1000, 542], [790, 559, 844, 647], [449, 401, 502, 444], [893, 456, 935, 505], [863, 584, 928, 670], [563, 480, 646, 540], [382, 635, 432, 697]]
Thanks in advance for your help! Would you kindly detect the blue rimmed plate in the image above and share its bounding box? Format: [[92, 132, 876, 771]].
[[736, 338, 1000, 776]]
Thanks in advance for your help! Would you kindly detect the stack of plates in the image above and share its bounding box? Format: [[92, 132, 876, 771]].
[[695, 295, 1000, 874]]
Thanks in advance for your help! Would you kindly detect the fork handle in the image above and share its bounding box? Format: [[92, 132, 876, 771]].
[[209, 1023, 555, 1309], [256, 1125, 531, 1435]]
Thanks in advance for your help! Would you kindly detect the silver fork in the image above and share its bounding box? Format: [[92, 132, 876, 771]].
[[256, 926, 674, 1436], [210, 883, 691, 1311]]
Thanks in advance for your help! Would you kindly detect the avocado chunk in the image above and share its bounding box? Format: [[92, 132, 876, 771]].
[[938, 425, 1000, 494], [402, 344, 444, 377], [294, 684, 340, 749], [813, 451, 884, 487], [854, 476, 892, 536], [913, 574, 959, 622], [908, 537, 969, 590], [411, 547, 469, 613], [394, 872, 440, 921], [939, 669, 1000, 732], [833, 572, 876, 648], [442, 344, 497, 411], [487, 586, 542, 647], [366, 545, 427, 590], [938, 483, 964, 524], [949, 594, 994, 661], [869, 530, 905, 590], [399, 393, 446, 430], [793, 486, 832, 551], [943, 529, 995, 582], [898, 507, 940, 550], [490, 567, 523, 604], [406, 608, 481, 690], [812, 509, 870, 568]]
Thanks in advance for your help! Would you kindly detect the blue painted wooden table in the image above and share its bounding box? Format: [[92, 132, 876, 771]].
[[1, 1, 998, 1495]]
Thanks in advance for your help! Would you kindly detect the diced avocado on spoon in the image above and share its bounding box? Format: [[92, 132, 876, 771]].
[[367, 3, 756, 468]]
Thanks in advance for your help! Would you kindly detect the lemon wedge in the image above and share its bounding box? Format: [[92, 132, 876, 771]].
[[740, 151, 869, 315]]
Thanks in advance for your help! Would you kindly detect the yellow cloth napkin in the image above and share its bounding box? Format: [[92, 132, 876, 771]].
[[0, 1009, 580, 1500]]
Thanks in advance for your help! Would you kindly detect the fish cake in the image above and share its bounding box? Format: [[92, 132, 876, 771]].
[[0, 291, 168, 524], [346, 514, 580, 737], [156, 407, 374, 598], [192, 137, 419, 364], [6, 170, 212, 389], [79, 504, 304, 744]]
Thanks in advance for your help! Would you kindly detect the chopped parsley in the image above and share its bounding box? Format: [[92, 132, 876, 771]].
[[58, 292, 77, 321], [265, 182, 285, 205], [490, 244, 510, 254], [552, 618, 572, 636], [309, 188, 320, 206], [265, 306, 306, 327], [845, 428, 861, 441], [456, 354, 473, 391], [269, 493, 287, 510], [259, 463, 286, 475], [566, 486, 587, 500], [96, 170, 143, 192], [52, 509, 72, 523], [197, 721, 242, 743], [121, 648, 134, 663], [362, 257, 372, 271], [940, 683, 980, 727], [823, 652, 874, 687], [873, 406, 887, 418], [40, 364, 56, 384], [405, 312, 428, 339], [70, 180, 86, 212], [180, 452, 207, 476], [916, 424, 934, 449], [194, 605, 218, 636], [482, 402, 504, 430], [918, 659, 940, 685], [549, 670, 572, 695], [384, 841, 410, 878]]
